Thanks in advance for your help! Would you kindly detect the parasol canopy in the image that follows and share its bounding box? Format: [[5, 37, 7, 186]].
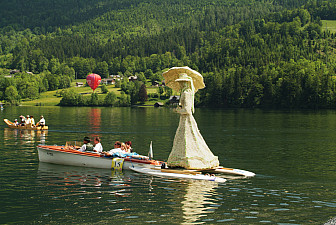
[[163, 67, 205, 92]]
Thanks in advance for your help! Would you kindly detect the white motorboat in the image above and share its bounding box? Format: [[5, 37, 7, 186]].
[[37, 145, 164, 170]]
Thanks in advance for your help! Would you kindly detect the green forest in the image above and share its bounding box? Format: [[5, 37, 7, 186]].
[[1, 0, 336, 108]]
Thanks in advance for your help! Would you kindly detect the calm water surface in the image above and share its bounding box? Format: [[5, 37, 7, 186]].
[[0, 106, 335, 224]]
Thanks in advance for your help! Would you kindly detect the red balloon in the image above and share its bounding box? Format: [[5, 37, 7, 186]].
[[86, 73, 101, 91]]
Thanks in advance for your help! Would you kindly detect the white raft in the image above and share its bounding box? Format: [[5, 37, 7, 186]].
[[201, 166, 255, 177], [130, 166, 227, 183]]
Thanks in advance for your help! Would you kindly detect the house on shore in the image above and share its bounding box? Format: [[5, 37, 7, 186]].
[[110, 75, 123, 80], [102, 78, 115, 85], [10, 69, 20, 74], [154, 102, 164, 107], [128, 75, 138, 82], [76, 82, 84, 87], [169, 95, 180, 105], [152, 81, 160, 86]]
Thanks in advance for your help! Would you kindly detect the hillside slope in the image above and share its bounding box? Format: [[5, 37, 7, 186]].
[[1, 0, 336, 109]]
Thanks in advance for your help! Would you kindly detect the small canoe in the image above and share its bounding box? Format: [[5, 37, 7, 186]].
[[130, 166, 227, 183], [4, 119, 48, 130]]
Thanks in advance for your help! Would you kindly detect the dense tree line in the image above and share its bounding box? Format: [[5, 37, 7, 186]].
[[305, 1, 336, 20], [1, 0, 336, 108], [1, 0, 305, 32], [0, 71, 48, 104]]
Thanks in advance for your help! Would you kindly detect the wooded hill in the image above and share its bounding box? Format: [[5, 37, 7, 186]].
[[1, 0, 336, 108]]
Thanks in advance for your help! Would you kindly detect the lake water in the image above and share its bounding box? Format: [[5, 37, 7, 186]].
[[0, 106, 335, 224]]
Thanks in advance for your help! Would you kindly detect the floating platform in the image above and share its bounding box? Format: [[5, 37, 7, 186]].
[[199, 166, 255, 177], [130, 166, 227, 182]]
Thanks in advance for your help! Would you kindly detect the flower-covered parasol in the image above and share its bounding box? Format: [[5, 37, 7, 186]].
[[163, 67, 205, 93]]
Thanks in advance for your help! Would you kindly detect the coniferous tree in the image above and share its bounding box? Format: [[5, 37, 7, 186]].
[[138, 84, 148, 103]]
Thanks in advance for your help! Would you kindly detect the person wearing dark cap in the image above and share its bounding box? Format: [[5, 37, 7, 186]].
[[78, 136, 94, 152]]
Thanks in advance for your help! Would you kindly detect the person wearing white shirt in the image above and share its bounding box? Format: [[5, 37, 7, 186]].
[[30, 115, 35, 126], [37, 115, 46, 127], [103, 141, 123, 156], [25, 115, 31, 125], [93, 137, 103, 153]]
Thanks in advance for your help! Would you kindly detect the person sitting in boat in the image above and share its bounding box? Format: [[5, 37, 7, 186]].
[[121, 143, 130, 153], [103, 141, 149, 159], [19, 115, 26, 126], [93, 137, 103, 153], [30, 115, 35, 126], [114, 141, 122, 149], [102, 141, 123, 156], [78, 136, 94, 152], [110, 141, 122, 153], [125, 141, 133, 153], [14, 119, 19, 126], [25, 115, 31, 126], [36, 115, 46, 128]]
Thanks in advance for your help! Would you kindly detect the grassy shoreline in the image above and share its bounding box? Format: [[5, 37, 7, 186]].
[[20, 80, 166, 107]]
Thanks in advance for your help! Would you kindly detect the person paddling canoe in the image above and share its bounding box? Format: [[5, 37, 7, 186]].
[[36, 115, 46, 128]]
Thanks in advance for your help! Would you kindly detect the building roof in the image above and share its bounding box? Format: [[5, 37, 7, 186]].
[[154, 102, 164, 107], [169, 95, 180, 101], [102, 78, 114, 81]]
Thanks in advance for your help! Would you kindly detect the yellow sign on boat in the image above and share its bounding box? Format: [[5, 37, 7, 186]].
[[112, 158, 124, 170]]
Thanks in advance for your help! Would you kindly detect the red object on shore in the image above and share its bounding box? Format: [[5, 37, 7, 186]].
[[86, 73, 101, 91]]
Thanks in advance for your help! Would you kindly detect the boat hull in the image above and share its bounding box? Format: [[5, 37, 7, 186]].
[[4, 119, 48, 130], [37, 145, 162, 170]]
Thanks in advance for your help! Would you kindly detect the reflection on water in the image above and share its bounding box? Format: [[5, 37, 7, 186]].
[[4, 128, 47, 146], [0, 107, 335, 224], [38, 163, 105, 187], [36, 162, 222, 224], [181, 180, 219, 224], [89, 108, 101, 133], [4, 161, 335, 224], [37, 162, 130, 188]]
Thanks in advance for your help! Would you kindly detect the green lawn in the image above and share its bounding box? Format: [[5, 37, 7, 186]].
[[21, 89, 60, 106], [322, 20, 336, 34]]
